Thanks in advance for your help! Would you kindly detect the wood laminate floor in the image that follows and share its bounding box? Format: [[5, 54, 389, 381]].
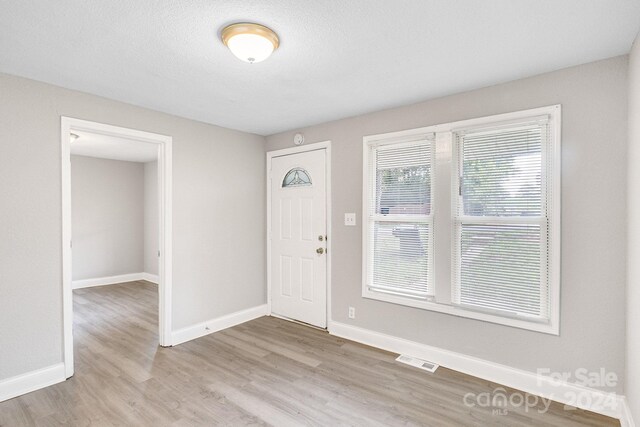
[[0, 281, 619, 426]]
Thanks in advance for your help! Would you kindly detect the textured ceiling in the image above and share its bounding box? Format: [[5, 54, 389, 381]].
[[1, 1, 639, 135]]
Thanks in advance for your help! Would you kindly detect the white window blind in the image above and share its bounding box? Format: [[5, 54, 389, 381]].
[[366, 140, 433, 299], [453, 120, 552, 321], [362, 105, 560, 334]]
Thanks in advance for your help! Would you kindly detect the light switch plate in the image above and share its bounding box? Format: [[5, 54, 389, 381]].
[[344, 213, 356, 226]]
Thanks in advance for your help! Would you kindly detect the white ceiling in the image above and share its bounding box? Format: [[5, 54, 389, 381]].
[[1, 1, 639, 136], [70, 131, 158, 163]]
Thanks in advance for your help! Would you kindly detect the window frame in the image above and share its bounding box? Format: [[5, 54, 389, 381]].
[[362, 105, 561, 335], [362, 131, 436, 309]]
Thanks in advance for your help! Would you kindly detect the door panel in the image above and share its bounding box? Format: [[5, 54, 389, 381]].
[[270, 149, 327, 328]]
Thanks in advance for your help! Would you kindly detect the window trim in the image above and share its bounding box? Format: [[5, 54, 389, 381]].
[[362, 133, 436, 307], [362, 105, 561, 335], [452, 120, 551, 321]]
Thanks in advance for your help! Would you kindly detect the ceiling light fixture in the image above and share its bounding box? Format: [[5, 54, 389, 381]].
[[221, 23, 279, 64]]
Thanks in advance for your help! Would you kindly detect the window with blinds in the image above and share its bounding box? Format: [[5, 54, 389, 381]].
[[365, 139, 433, 300], [452, 120, 552, 321], [362, 105, 560, 334]]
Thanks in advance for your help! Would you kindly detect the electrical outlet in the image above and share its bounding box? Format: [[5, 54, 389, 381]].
[[348, 306, 355, 319], [344, 213, 356, 226]]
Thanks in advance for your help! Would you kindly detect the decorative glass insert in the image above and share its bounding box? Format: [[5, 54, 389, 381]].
[[282, 168, 312, 187]]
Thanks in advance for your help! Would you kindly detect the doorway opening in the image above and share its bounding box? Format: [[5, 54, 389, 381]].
[[61, 117, 173, 378]]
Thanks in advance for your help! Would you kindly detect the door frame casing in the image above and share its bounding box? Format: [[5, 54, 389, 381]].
[[266, 141, 332, 329], [61, 117, 173, 378]]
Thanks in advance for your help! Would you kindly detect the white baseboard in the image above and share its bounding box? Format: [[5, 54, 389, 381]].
[[330, 321, 627, 422], [0, 363, 65, 402], [171, 304, 268, 346], [141, 273, 159, 284], [620, 396, 636, 427], [72, 272, 157, 289]]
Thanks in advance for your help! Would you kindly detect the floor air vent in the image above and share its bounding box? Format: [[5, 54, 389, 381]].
[[395, 355, 439, 373]]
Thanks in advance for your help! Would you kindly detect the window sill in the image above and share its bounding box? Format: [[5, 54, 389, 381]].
[[362, 289, 559, 335]]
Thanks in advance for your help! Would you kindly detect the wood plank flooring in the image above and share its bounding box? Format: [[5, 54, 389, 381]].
[[0, 281, 619, 426]]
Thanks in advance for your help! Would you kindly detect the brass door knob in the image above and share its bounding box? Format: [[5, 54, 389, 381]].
[[316, 248, 325, 254]]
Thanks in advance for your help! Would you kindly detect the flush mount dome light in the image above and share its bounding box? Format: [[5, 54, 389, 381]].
[[221, 22, 279, 63]]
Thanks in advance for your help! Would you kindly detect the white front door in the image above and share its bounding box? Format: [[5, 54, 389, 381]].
[[270, 149, 327, 328]]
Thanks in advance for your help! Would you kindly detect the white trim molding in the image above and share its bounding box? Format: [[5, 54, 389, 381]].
[[620, 397, 636, 427], [171, 305, 269, 346], [330, 321, 628, 422], [61, 117, 173, 378], [0, 363, 65, 403], [141, 273, 159, 284], [72, 272, 157, 289]]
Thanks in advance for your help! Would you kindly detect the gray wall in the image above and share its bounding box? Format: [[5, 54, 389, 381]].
[[0, 72, 266, 380], [144, 161, 158, 276], [71, 156, 144, 281], [627, 33, 640, 418], [266, 56, 628, 392]]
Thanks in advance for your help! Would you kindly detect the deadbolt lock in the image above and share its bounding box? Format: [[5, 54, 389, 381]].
[[318, 235, 324, 241], [316, 248, 325, 254]]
